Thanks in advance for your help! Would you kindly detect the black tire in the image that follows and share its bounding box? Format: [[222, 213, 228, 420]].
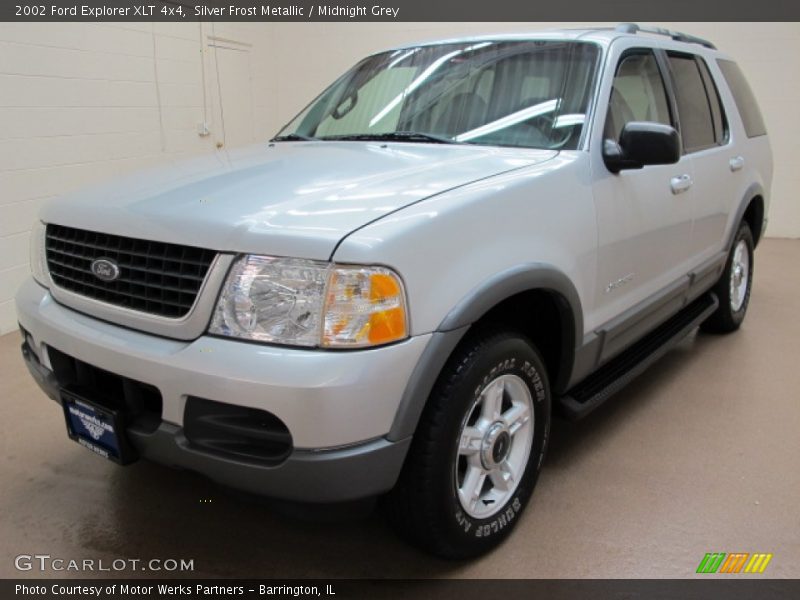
[[701, 223, 754, 334], [384, 329, 551, 559]]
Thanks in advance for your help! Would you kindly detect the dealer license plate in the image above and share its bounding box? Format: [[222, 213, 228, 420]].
[[61, 388, 136, 464]]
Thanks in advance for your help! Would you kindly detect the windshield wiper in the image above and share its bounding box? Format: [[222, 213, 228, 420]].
[[270, 133, 319, 142], [320, 131, 460, 144]]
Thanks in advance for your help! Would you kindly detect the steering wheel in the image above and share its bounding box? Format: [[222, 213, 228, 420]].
[[527, 113, 573, 149]]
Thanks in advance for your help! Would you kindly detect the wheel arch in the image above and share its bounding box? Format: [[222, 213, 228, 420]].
[[731, 183, 766, 248], [742, 195, 765, 246], [387, 264, 581, 441]]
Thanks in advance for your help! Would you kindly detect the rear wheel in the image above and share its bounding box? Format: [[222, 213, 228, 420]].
[[384, 329, 551, 559], [701, 223, 754, 333]]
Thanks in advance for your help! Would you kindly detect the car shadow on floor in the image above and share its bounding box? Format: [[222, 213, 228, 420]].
[[546, 329, 721, 470]]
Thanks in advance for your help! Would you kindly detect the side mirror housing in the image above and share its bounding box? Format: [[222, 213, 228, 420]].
[[603, 122, 681, 173]]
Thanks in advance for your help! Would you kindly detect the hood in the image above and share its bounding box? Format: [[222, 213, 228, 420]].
[[41, 141, 557, 260]]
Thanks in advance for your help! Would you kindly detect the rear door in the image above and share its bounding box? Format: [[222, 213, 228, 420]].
[[663, 52, 736, 268]]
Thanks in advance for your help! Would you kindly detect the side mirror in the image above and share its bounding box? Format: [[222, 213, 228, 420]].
[[603, 122, 680, 173]]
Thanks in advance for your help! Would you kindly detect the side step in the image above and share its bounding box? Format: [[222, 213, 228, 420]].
[[558, 293, 719, 420]]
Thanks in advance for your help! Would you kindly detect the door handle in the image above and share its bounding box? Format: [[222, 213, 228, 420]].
[[670, 174, 693, 195], [729, 155, 745, 172]]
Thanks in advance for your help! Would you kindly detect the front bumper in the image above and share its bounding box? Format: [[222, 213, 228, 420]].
[[16, 278, 428, 502]]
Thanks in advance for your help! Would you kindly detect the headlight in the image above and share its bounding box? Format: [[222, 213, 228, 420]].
[[210, 256, 329, 347], [29, 220, 48, 287], [209, 255, 408, 348]]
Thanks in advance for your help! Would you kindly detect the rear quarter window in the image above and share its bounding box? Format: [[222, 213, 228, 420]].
[[717, 59, 767, 138]]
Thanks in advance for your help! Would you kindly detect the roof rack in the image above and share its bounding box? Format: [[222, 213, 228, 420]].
[[615, 23, 716, 50]]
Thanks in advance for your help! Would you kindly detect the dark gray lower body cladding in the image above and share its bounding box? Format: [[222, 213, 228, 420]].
[[558, 293, 719, 420]]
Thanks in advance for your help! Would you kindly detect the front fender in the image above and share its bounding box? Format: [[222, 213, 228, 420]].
[[437, 262, 583, 347], [387, 263, 581, 441]]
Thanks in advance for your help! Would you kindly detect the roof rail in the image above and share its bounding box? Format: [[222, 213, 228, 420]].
[[615, 23, 717, 50]]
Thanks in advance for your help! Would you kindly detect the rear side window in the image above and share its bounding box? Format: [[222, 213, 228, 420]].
[[717, 59, 767, 138], [667, 53, 717, 153], [696, 58, 727, 145]]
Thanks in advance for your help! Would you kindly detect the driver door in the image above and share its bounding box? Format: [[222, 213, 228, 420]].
[[589, 48, 695, 358]]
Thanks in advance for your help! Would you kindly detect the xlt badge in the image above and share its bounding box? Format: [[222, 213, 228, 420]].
[[605, 273, 634, 293]]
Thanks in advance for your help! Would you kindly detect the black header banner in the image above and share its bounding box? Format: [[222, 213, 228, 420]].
[[2, 0, 800, 22]]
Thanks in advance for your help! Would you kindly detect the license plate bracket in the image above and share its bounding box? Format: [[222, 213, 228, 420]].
[[61, 388, 137, 465]]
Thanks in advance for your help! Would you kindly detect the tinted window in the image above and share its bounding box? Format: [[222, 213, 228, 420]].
[[696, 58, 727, 145], [668, 54, 716, 152], [717, 59, 767, 138], [604, 51, 672, 141]]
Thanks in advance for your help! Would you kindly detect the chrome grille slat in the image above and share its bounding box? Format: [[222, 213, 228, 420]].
[[45, 224, 217, 319]]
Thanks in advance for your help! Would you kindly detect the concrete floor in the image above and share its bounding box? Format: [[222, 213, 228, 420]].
[[1, 238, 798, 579]]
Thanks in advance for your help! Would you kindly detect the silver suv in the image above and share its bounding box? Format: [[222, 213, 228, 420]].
[[16, 24, 772, 558]]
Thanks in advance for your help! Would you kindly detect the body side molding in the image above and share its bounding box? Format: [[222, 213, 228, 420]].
[[568, 251, 726, 389]]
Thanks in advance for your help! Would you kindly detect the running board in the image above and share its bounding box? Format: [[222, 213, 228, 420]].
[[558, 293, 719, 420]]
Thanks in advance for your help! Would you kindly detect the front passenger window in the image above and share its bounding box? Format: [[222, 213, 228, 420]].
[[605, 52, 672, 141]]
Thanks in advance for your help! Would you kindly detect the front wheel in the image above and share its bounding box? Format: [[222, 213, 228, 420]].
[[384, 329, 551, 559], [701, 222, 754, 333]]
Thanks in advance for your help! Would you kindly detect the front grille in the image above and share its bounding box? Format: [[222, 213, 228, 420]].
[[45, 224, 217, 319]]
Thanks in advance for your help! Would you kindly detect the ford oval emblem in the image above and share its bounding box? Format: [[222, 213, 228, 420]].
[[90, 258, 120, 282]]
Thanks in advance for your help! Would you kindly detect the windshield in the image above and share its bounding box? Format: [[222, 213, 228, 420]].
[[277, 40, 600, 150]]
